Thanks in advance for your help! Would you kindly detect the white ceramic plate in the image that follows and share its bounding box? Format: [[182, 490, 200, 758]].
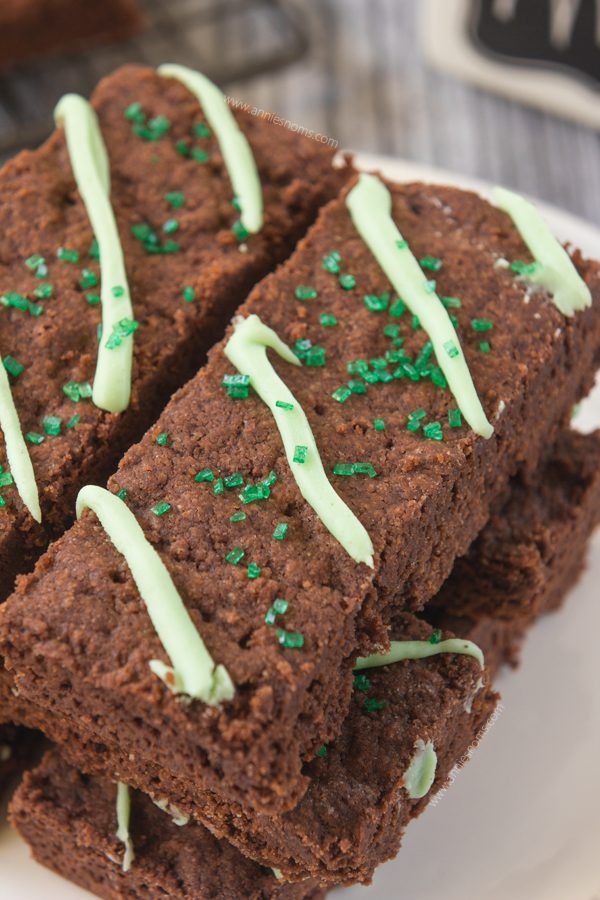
[[2, 156, 599, 900]]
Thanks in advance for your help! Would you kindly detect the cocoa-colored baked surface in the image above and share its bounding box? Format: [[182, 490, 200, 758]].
[[0, 0, 143, 71], [1, 179, 599, 817], [10, 750, 325, 900], [0, 63, 348, 599]]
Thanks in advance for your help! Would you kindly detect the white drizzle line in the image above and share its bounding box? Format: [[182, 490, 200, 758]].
[[54, 94, 134, 414], [76, 486, 234, 705], [116, 782, 135, 872], [403, 739, 437, 799], [346, 174, 493, 439], [225, 314, 374, 567], [158, 64, 263, 234], [0, 355, 41, 522], [493, 186, 592, 317], [354, 638, 484, 670]]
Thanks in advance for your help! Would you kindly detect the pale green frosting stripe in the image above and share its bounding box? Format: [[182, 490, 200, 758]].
[[116, 781, 135, 872], [158, 64, 263, 234], [224, 314, 374, 567], [355, 637, 484, 670], [493, 186, 591, 317], [54, 94, 134, 414], [76, 485, 234, 705], [346, 173, 493, 439], [0, 355, 41, 522], [403, 739, 437, 799]]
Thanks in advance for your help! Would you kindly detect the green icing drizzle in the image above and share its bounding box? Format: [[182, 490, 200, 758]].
[[354, 637, 484, 670], [492, 186, 591, 317], [76, 485, 234, 705], [403, 739, 438, 799], [346, 173, 493, 439], [0, 354, 41, 522], [158, 64, 263, 234], [224, 315, 374, 567], [116, 782, 135, 872], [54, 94, 134, 414]]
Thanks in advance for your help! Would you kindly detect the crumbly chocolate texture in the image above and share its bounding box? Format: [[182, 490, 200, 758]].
[[0, 63, 349, 600], [3, 429, 598, 884], [0, 0, 143, 71], [1, 180, 599, 817], [10, 751, 325, 900], [432, 428, 600, 673]]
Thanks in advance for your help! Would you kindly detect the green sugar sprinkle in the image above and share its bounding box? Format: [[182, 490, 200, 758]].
[[411, 314, 421, 330], [79, 268, 98, 290], [34, 283, 53, 300], [448, 408, 462, 428], [230, 511, 247, 522], [319, 313, 337, 327], [182, 286, 195, 303], [0, 496, 5, 508], [275, 400, 294, 411], [111, 285, 125, 298], [332, 385, 352, 403], [364, 697, 387, 713], [175, 139, 190, 157], [163, 218, 179, 235], [373, 418, 385, 431], [315, 745, 328, 758], [224, 473, 244, 489], [353, 673, 371, 692], [276, 629, 304, 649], [86, 293, 101, 305], [471, 318, 493, 332], [389, 298, 406, 318], [165, 191, 185, 208], [338, 273, 356, 290], [348, 379, 366, 395], [424, 279, 437, 294], [247, 562, 261, 579], [293, 339, 326, 367], [363, 293, 389, 313], [151, 501, 171, 517], [66, 414, 80, 429], [265, 597, 288, 625], [420, 255, 443, 272], [124, 101, 145, 123], [42, 415, 61, 436], [383, 323, 400, 338], [0, 471, 14, 487], [213, 478, 224, 495], [443, 339, 459, 359], [89, 238, 100, 260], [273, 522, 288, 541], [156, 433, 169, 446], [191, 147, 209, 163], [0, 291, 44, 316], [295, 285, 317, 301], [62, 381, 92, 403], [333, 462, 377, 478], [222, 373, 250, 399], [25, 432, 44, 445], [479, 340, 491, 353], [332, 463, 354, 476], [239, 483, 270, 504], [225, 546, 245, 565], [293, 445, 308, 464], [441, 295, 461, 309], [396, 239, 408, 249], [264, 470, 277, 488], [231, 219, 249, 242], [322, 250, 342, 274], [105, 318, 139, 350], [57, 247, 79, 263], [429, 628, 443, 645], [511, 260, 540, 276], [423, 421, 443, 441], [195, 469, 214, 483], [25, 253, 45, 272], [409, 408, 427, 422], [117, 488, 128, 501], [3, 356, 24, 378]]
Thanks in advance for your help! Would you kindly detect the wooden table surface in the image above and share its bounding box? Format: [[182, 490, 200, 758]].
[[229, 0, 600, 226]]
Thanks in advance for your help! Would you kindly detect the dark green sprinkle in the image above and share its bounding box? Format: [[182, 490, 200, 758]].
[[353, 462, 377, 477], [424, 279, 436, 294], [25, 254, 45, 272], [411, 314, 421, 330], [195, 469, 214, 483], [263, 470, 277, 488], [373, 418, 385, 431], [363, 293, 388, 313], [0, 472, 14, 487], [57, 247, 79, 263], [319, 313, 337, 327], [406, 418, 421, 433], [293, 445, 308, 464], [193, 121, 211, 138], [0, 496, 5, 508], [315, 745, 328, 758], [182, 286, 195, 303], [448, 408, 462, 428], [353, 673, 371, 692], [389, 298, 406, 318], [348, 379, 366, 395], [231, 196, 241, 212], [273, 598, 288, 615], [305, 346, 326, 367], [66, 414, 80, 429], [443, 339, 459, 359], [151, 501, 171, 516], [164, 191, 185, 209], [396, 239, 408, 249], [226, 547, 245, 565], [213, 478, 224, 496], [295, 285, 317, 301], [471, 318, 493, 332], [408, 408, 427, 422], [430, 367, 448, 388], [42, 415, 61, 436], [175, 139, 190, 157], [420, 255, 443, 272], [332, 386, 352, 403], [222, 373, 250, 399], [423, 421, 443, 441], [25, 432, 44, 445], [247, 562, 261, 579], [273, 522, 288, 541], [479, 340, 491, 353], [230, 511, 247, 522], [3, 356, 24, 378], [124, 101, 145, 123], [231, 219, 249, 242], [62, 381, 92, 402], [224, 473, 244, 489], [275, 400, 294, 411], [511, 260, 540, 276], [111, 285, 125, 298], [333, 463, 354, 476], [89, 239, 100, 260], [191, 147, 209, 163], [163, 218, 179, 235], [322, 251, 341, 273], [383, 323, 400, 338], [364, 697, 387, 713], [338, 273, 356, 290], [105, 317, 138, 349], [276, 629, 304, 649], [117, 488, 128, 501], [79, 268, 98, 290], [0, 291, 43, 316], [34, 282, 53, 300], [441, 295, 461, 309], [429, 628, 443, 645], [156, 432, 169, 446]]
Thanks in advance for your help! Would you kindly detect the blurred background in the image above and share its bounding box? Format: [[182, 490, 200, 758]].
[[1, 0, 599, 223]]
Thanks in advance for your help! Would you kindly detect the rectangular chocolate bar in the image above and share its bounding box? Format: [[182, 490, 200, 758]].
[[1, 177, 599, 820]]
